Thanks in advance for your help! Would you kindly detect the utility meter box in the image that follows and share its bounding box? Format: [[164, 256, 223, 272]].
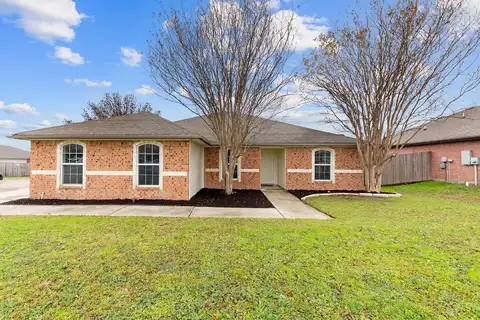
[[462, 150, 472, 165], [440, 163, 446, 169], [471, 157, 480, 165], [441, 156, 447, 163]]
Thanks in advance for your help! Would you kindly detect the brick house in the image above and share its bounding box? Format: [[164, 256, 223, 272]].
[[10, 112, 364, 200], [399, 106, 480, 185]]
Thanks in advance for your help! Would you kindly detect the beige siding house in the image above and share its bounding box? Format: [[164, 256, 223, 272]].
[[0, 145, 30, 163], [11, 112, 364, 200]]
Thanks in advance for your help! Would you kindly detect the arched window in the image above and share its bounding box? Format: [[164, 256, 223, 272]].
[[313, 149, 333, 181], [137, 143, 161, 186], [61, 143, 85, 185]]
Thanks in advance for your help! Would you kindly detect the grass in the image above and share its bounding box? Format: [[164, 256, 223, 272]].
[[0, 182, 479, 319], [2, 176, 29, 180]]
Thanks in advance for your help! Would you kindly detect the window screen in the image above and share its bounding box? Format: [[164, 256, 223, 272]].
[[62, 144, 84, 185], [138, 144, 160, 186], [314, 150, 331, 180]]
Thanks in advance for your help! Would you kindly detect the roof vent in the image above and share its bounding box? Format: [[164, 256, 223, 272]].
[[422, 126, 427, 131]]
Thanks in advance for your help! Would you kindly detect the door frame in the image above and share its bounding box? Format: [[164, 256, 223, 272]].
[[260, 147, 286, 187]]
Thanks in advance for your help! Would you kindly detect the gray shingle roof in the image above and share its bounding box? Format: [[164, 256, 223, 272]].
[[0, 145, 30, 160], [10, 112, 355, 146], [174, 116, 356, 146], [401, 106, 480, 146], [10, 112, 207, 142]]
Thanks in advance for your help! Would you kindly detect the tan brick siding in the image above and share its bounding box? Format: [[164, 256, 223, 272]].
[[164, 142, 189, 171], [204, 146, 363, 191], [30, 140, 366, 197], [399, 140, 480, 184], [204, 147, 219, 168], [204, 147, 261, 190], [88, 141, 133, 171], [29, 140, 190, 200], [31, 141, 57, 170], [285, 147, 364, 190]]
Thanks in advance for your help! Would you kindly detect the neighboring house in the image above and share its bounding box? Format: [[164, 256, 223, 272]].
[[0, 145, 30, 163], [10, 112, 364, 200], [399, 106, 480, 185]]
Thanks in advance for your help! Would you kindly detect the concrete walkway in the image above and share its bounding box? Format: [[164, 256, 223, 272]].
[[261, 189, 331, 219], [0, 188, 330, 219], [0, 205, 286, 219]]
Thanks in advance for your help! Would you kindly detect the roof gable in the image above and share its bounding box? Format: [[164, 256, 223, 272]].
[[10, 112, 356, 146]]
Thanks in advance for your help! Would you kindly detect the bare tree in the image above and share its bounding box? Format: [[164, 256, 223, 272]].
[[148, 0, 294, 194], [304, 0, 480, 192], [82, 92, 156, 121]]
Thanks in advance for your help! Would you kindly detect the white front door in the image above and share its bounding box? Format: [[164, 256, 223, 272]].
[[261, 149, 277, 185]]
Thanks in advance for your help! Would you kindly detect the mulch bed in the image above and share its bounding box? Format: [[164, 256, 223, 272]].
[[1, 188, 273, 208], [289, 189, 396, 199]]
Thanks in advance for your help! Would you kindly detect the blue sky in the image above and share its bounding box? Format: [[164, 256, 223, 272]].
[[0, 0, 478, 150]]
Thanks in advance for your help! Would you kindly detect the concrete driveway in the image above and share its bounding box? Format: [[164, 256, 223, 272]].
[[0, 178, 29, 203]]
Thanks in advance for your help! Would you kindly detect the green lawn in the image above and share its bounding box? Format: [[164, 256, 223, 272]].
[[2, 176, 29, 180], [0, 182, 479, 319]]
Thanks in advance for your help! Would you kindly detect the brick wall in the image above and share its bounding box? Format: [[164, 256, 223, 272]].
[[399, 140, 480, 184], [204, 147, 261, 190], [30, 140, 190, 200], [203, 146, 364, 191], [285, 147, 364, 190]]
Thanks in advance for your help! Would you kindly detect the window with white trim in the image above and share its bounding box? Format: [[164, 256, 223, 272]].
[[137, 144, 160, 186], [313, 149, 332, 181], [227, 150, 239, 180], [61, 144, 84, 185]]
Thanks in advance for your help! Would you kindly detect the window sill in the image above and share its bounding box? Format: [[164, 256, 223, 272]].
[[312, 180, 333, 183], [59, 185, 83, 189], [136, 185, 161, 189]]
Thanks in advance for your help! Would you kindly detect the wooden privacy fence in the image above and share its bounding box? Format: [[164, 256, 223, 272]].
[[0, 162, 30, 177], [382, 152, 432, 186]]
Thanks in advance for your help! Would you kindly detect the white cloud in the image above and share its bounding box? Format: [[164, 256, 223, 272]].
[[273, 10, 328, 51], [120, 47, 142, 67], [53, 46, 84, 65], [23, 119, 52, 130], [0, 100, 40, 115], [278, 108, 344, 133], [0, 0, 86, 43], [267, 0, 281, 9], [40, 120, 51, 126], [135, 84, 156, 95], [0, 120, 16, 129], [64, 78, 112, 87], [55, 112, 69, 120]]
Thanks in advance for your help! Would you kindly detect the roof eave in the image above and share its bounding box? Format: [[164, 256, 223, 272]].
[[402, 135, 480, 147], [9, 135, 212, 145], [206, 142, 357, 147]]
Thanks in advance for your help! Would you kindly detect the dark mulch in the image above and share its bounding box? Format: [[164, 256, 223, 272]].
[[289, 189, 396, 199], [2, 188, 273, 208]]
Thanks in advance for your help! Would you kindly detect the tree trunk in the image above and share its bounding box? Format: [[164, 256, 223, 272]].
[[224, 172, 233, 195], [220, 148, 236, 195], [364, 165, 382, 193]]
